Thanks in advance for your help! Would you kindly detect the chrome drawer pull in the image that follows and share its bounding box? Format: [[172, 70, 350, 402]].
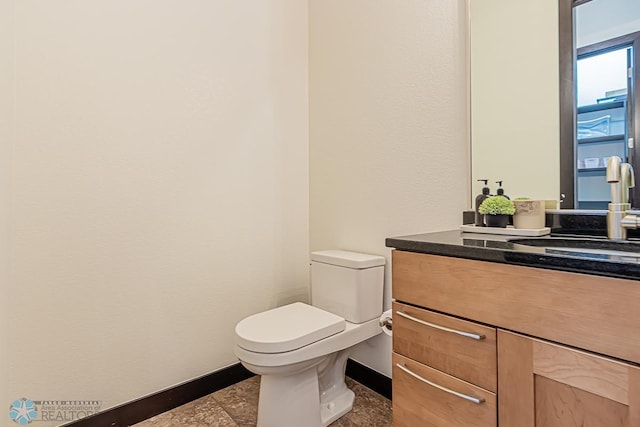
[[396, 311, 485, 340], [396, 363, 485, 405]]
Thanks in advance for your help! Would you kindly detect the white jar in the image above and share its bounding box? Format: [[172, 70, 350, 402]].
[[513, 200, 545, 229]]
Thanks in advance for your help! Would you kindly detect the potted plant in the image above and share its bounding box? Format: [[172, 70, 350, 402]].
[[478, 196, 515, 228]]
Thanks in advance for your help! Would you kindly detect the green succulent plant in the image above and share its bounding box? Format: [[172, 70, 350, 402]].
[[478, 196, 516, 215]]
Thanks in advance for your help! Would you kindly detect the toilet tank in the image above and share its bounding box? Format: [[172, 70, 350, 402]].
[[310, 250, 385, 323]]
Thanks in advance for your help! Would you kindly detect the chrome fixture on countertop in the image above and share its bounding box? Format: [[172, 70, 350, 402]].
[[606, 156, 638, 240]]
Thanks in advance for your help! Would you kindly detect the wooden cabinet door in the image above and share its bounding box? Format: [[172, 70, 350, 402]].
[[498, 330, 640, 427]]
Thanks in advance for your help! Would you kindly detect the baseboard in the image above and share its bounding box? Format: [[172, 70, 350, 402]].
[[61, 363, 253, 427], [346, 359, 392, 400], [62, 358, 390, 426]]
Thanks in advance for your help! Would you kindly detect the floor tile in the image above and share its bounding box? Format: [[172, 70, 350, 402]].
[[211, 375, 260, 425], [341, 379, 393, 427], [133, 375, 391, 427], [328, 415, 360, 427], [133, 395, 237, 427]]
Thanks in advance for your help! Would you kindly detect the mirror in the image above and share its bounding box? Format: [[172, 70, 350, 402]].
[[470, 0, 640, 207], [470, 0, 560, 203]]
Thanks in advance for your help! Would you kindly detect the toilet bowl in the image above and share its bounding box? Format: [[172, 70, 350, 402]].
[[234, 250, 385, 427]]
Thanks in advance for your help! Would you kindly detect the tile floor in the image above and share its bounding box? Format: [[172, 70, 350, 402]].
[[132, 376, 392, 427]]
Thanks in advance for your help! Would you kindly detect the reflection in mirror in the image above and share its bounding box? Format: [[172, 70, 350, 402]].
[[470, 0, 640, 208], [573, 0, 640, 209], [575, 47, 629, 208], [470, 0, 559, 203]]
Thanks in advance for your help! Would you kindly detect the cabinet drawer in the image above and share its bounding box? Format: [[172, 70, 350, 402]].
[[393, 301, 497, 392], [393, 352, 497, 427]]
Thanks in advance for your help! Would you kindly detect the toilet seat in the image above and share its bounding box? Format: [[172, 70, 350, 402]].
[[235, 302, 346, 353], [235, 316, 380, 368]]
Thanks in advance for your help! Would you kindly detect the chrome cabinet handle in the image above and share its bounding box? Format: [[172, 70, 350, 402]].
[[395, 311, 485, 340], [395, 363, 485, 405]]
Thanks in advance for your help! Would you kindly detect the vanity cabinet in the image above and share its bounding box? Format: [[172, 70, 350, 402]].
[[391, 250, 640, 427]]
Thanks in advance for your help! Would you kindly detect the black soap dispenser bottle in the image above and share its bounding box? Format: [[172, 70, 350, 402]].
[[475, 179, 491, 226], [495, 181, 509, 199]]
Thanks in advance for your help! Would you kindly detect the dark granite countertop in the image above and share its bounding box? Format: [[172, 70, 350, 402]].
[[385, 230, 640, 281]]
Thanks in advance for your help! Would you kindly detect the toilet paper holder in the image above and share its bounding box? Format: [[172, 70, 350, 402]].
[[379, 316, 392, 331]]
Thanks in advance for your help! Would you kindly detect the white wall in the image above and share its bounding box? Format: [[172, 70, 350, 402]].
[[5, 1, 308, 424], [0, 0, 14, 414], [309, 0, 469, 376]]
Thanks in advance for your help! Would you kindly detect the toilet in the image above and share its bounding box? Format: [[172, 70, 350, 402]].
[[234, 250, 385, 427]]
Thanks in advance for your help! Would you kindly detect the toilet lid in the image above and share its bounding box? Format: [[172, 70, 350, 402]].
[[235, 302, 346, 353]]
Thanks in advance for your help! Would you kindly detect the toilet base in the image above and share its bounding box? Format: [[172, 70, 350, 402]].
[[257, 370, 355, 427], [318, 349, 354, 425], [320, 387, 355, 426], [254, 349, 354, 427], [257, 367, 322, 427]]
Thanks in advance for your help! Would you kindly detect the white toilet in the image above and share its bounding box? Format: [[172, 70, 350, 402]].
[[234, 250, 385, 427]]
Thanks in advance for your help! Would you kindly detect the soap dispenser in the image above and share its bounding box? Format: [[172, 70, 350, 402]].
[[495, 181, 510, 199], [475, 179, 491, 226]]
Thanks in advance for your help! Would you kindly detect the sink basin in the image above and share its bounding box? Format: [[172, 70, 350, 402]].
[[509, 237, 640, 261]]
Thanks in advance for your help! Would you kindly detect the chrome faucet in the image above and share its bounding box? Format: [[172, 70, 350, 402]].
[[606, 156, 638, 239]]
